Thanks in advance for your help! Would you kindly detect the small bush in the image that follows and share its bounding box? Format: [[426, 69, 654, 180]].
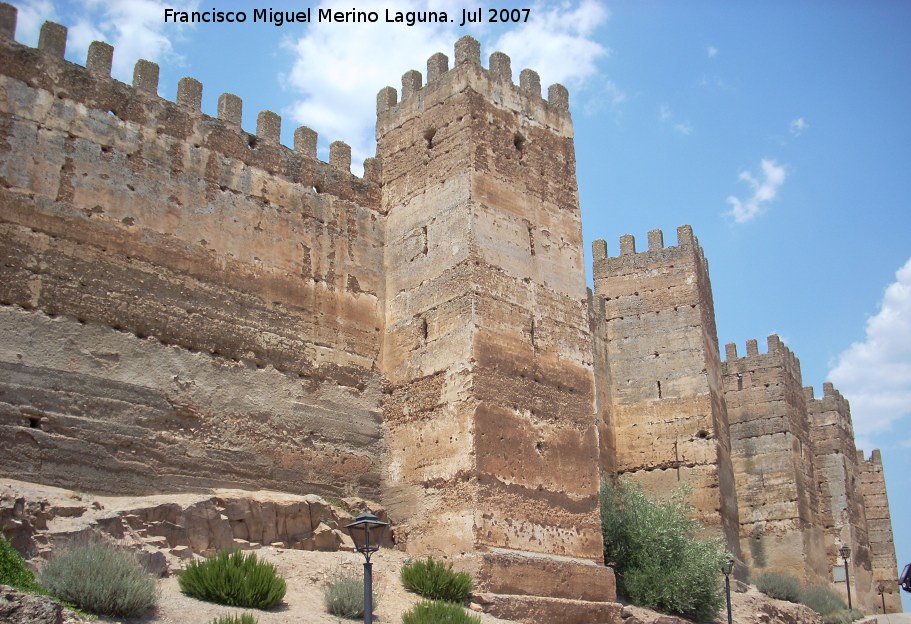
[[755, 571, 802, 603], [324, 573, 376, 619], [400, 557, 472, 603], [822, 609, 864, 624], [209, 615, 258, 624], [38, 538, 157, 617], [0, 536, 43, 594], [600, 479, 726, 621], [179, 550, 286, 609], [401, 600, 481, 624], [799, 584, 848, 616]]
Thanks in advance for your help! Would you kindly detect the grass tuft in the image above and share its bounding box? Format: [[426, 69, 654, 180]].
[[178, 550, 286, 610]]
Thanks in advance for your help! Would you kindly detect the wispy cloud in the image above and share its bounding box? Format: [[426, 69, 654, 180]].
[[829, 257, 911, 450], [707, 45, 718, 58], [658, 104, 693, 136], [789, 117, 809, 136], [725, 159, 787, 223], [284, 0, 611, 171], [17, 0, 199, 82]]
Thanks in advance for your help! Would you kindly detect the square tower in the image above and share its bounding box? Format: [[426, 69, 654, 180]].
[[722, 336, 827, 584], [591, 227, 741, 560], [377, 38, 617, 621]]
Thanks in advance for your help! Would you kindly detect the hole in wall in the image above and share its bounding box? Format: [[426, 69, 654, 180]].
[[513, 132, 526, 151], [247, 136, 257, 149], [696, 429, 709, 439], [424, 128, 436, 149], [28, 417, 41, 430]]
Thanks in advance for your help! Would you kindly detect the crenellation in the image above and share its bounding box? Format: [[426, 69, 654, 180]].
[[619, 233, 636, 255], [329, 140, 351, 172], [217, 92, 243, 127], [256, 110, 281, 143], [401, 69, 422, 99], [294, 125, 318, 157], [454, 34, 480, 66], [0, 2, 15, 40], [376, 85, 397, 114], [489, 51, 512, 83], [86, 40, 112, 76], [132, 59, 159, 93], [647, 228, 664, 251], [426, 51, 449, 82], [176, 77, 202, 111], [0, 9, 901, 620], [519, 68, 541, 96], [38, 21, 66, 58]]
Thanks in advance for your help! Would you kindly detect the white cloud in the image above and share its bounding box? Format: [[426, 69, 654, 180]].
[[283, 0, 610, 171], [829, 258, 911, 445], [707, 45, 718, 58], [657, 104, 693, 136], [725, 159, 787, 223], [789, 117, 809, 136], [18, 1, 200, 82]]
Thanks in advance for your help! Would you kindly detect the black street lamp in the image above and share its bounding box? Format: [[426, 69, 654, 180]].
[[877, 582, 886, 614], [840, 544, 852, 611], [721, 552, 735, 624], [345, 510, 389, 624]]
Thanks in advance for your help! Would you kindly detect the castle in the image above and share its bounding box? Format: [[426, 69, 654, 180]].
[[0, 4, 900, 621]]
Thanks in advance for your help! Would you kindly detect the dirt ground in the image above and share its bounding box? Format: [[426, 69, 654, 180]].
[[92, 547, 515, 624]]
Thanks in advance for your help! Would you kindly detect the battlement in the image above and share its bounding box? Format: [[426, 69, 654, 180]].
[[723, 334, 802, 385], [806, 381, 854, 437], [375, 35, 572, 138], [591, 225, 711, 278], [0, 4, 379, 195]]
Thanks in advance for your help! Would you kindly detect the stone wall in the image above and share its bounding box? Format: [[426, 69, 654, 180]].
[[859, 450, 902, 614], [591, 227, 741, 560], [377, 38, 616, 621], [722, 336, 826, 584], [0, 13, 387, 498]]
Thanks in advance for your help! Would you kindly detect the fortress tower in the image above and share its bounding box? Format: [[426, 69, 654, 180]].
[[591, 227, 741, 560], [376, 38, 616, 620], [858, 450, 902, 613], [722, 336, 826, 584], [806, 383, 876, 611]]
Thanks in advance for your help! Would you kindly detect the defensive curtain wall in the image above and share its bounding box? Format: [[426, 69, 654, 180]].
[[0, 2, 900, 619]]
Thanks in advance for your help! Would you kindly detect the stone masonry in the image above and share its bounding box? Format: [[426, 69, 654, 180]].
[[859, 450, 902, 614], [591, 228, 742, 561], [722, 336, 827, 585], [0, 3, 901, 619]]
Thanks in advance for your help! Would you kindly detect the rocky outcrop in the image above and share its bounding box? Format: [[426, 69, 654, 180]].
[[0, 479, 391, 577], [0, 584, 86, 624]]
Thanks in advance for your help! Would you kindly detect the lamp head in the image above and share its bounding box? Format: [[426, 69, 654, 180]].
[[344, 510, 389, 560], [840, 544, 851, 560]]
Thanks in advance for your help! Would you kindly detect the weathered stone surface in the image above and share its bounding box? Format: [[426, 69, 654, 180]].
[[723, 335, 827, 585], [0, 584, 65, 624], [592, 227, 742, 560]]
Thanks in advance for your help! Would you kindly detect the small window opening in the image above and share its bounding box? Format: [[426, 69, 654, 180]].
[[656, 380, 662, 399], [737, 373, 744, 391], [528, 225, 535, 256], [28, 417, 41, 430], [247, 135, 257, 150], [421, 317, 428, 342]]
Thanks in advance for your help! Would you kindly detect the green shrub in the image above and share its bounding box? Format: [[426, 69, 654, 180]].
[[0, 536, 43, 594], [400, 557, 472, 603], [209, 615, 258, 624], [755, 571, 802, 603], [600, 479, 726, 622], [324, 573, 376, 619], [38, 538, 157, 617], [401, 600, 481, 624], [799, 584, 848, 616], [179, 550, 286, 609], [822, 609, 864, 624]]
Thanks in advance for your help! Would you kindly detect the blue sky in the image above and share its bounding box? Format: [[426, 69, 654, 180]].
[[9, 0, 911, 608]]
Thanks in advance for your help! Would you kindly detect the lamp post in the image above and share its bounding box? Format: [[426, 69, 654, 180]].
[[840, 544, 852, 611], [721, 552, 735, 624], [344, 510, 389, 624], [877, 582, 886, 614]]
